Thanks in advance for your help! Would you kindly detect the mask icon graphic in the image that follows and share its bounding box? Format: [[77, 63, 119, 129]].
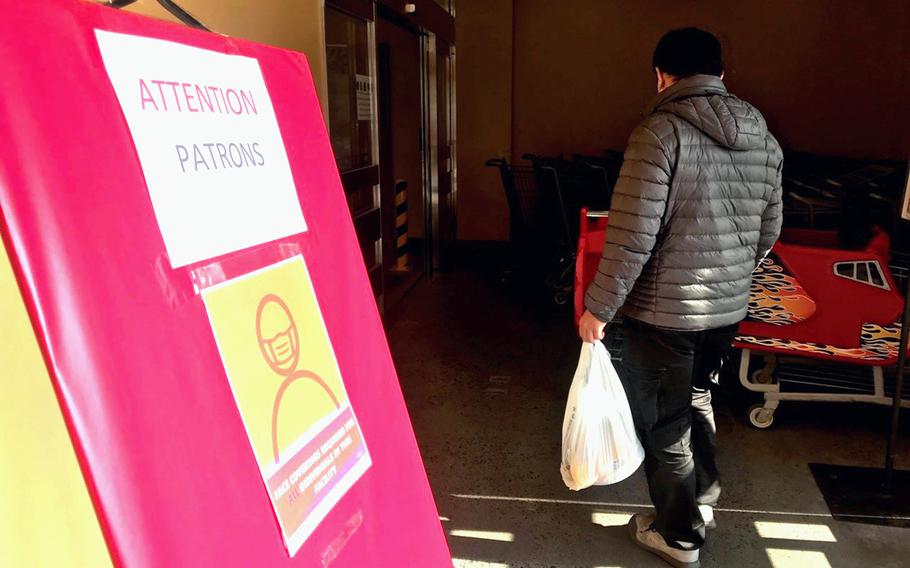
[[257, 294, 300, 376], [255, 291, 342, 463]]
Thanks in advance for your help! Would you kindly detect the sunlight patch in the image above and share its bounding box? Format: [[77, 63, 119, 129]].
[[592, 512, 633, 527], [449, 529, 515, 542], [766, 548, 832, 568], [452, 559, 510, 568], [756, 521, 836, 542]]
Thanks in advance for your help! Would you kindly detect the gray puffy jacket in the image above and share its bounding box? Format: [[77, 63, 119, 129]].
[[584, 74, 783, 331]]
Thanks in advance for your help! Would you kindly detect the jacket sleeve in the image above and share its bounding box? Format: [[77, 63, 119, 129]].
[[584, 123, 673, 324], [755, 160, 784, 266]]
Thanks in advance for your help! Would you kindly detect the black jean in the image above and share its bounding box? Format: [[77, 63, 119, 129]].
[[619, 317, 737, 550]]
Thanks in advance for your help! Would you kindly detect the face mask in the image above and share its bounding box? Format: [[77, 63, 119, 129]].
[[263, 325, 299, 370]]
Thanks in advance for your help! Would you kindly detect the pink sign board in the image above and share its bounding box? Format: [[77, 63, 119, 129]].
[[0, 0, 450, 565]]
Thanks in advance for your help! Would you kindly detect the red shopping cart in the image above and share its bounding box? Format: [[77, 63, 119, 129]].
[[575, 209, 910, 428], [574, 209, 610, 327]]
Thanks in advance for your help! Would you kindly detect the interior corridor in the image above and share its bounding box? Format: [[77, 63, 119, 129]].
[[388, 265, 910, 568]]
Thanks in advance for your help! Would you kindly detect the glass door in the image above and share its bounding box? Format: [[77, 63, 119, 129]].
[[422, 34, 457, 270], [325, 3, 382, 302], [376, 12, 427, 316], [326, 1, 455, 315], [435, 38, 456, 269]]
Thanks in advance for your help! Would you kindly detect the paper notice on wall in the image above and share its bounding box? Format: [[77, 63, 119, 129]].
[[355, 74, 373, 122], [95, 30, 307, 267], [902, 167, 910, 222], [202, 256, 371, 556]]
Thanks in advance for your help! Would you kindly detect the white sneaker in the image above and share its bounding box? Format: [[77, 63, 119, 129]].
[[699, 505, 716, 529], [628, 513, 700, 568]]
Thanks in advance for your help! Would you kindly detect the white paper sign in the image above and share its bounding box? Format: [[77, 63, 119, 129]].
[[355, 74, 373, 122], [902, 166, 910, 222], [95, 30, 307, 267]]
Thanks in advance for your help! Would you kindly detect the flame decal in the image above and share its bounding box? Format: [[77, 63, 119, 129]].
[[747, 256, 816, 325], [737, 321, 901, 362]]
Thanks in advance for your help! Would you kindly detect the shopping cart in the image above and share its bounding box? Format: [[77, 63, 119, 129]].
[[523, 153, 620, 304], [781, 151, 906, 235], [574, 150, 623, 211], [574, 209, 623, 359], [488, 154, 613, 305], [574, 210, 910, 427], [522, 154, 579, 305], [735, 227, 910, 428], [485, 158, 543, 283]]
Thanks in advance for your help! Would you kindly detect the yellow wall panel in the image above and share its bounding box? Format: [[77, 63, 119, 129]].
[[0, 243, 112, 567]]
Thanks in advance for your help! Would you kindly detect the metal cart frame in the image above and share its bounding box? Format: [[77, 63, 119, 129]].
[[738, 350, 909, 428]]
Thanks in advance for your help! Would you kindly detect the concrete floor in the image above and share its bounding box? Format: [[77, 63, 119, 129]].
[[387, 269, 910, 568]]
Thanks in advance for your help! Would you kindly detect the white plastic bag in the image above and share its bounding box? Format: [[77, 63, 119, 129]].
[[561, 340, 644, 490]]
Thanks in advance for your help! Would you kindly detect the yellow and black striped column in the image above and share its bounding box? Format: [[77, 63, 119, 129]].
[[394, 180, 409, 270]]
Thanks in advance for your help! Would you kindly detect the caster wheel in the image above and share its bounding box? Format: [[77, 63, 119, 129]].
[[748, 404, 775, 429], [751, 368, 774, 385], [554, 292, 568, 305]]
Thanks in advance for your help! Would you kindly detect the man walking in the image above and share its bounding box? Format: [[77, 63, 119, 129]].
[[578, 28, 783, 568]]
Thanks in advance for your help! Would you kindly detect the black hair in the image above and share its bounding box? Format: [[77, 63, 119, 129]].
[[652, 28, 724, 78]]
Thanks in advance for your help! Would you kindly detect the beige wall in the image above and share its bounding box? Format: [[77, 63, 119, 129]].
[[457, 0, 910, 240], [455, 0, 513, 241], [512, 0, 910, 161], [121, 0, 329, 114]]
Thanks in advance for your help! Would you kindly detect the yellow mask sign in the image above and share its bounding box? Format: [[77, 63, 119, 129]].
[[203, 256, 370, 555]]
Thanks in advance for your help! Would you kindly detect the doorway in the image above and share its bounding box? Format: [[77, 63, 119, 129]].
[[376, 15, 427, 315], [324, 4, 382, 300], [325, 1, 456, 319], [428, 35, 456, 270]]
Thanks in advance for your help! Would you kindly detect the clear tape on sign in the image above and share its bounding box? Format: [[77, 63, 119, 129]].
[[320, 510, 364, 567], [188, 241, 302, 295]]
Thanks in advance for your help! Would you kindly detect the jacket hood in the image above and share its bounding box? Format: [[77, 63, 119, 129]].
[[645, 74, 768, 150]]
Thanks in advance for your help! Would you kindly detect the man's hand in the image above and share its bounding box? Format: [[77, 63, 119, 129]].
[[578, 310, 607, 343]]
